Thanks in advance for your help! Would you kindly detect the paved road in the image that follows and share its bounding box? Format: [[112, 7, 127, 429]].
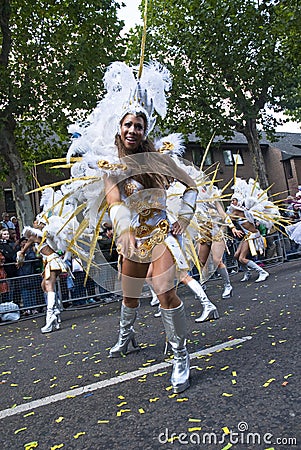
[[0, 260, 300, 450]]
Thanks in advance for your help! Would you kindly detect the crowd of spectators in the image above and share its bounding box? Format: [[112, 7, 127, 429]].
[[0, 212, 120, 322]]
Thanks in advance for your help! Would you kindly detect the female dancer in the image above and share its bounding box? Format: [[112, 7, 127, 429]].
[[228, 195, 270, 282], [196, 199, 243, 305], [17, 216, 67, 333], [106, 108, 197, 394]]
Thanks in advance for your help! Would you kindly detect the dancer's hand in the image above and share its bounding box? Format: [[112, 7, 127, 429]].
[[232, 227, 244, 238], [116, 231, 136, 259], [172, 219, 189, 235]]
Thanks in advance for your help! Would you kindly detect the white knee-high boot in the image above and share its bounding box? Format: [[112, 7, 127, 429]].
[[160, 302, 190, 394], [149, 286, 159, 306], [217, 267, 233, 298], [41, 292, 59, 333], [245, 260, 269, 283], [187, 279, 219, 322]]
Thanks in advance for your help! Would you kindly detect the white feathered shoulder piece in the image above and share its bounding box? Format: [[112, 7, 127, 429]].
[[230, 177, 281, 229]]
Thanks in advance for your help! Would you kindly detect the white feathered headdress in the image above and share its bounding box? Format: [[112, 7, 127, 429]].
[[230, 177, 280, 229], [66, 61, 172, 162]]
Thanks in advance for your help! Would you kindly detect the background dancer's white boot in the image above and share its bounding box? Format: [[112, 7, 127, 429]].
[[186, 279, 219, 322], [160, 302, 190, 394], [41, 292, 59, 333], [241, 270, 251, 282], [109, 304, 140, 357], [246, 261, 269, 283], [154, 305, 161, 317], [218, 267, 233, 298], [149, 286, 159, 307], [54, 296, 63, 323]]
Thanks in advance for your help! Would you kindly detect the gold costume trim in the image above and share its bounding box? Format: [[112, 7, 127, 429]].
[[134, 219, 170, 260], [97, 160, 127, 171]]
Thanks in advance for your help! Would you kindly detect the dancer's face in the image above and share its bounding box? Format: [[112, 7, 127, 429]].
[[120, 114, 145, 151]]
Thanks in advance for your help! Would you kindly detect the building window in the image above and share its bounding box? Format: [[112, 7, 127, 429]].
[[283, 159, 293, 179], [223, 150, 243, 166], [192, 148, 213, 167], [4, 189, 16, 213]]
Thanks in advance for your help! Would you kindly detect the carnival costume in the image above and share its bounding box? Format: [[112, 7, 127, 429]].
[[19, 188, 77, 333], [34, 61, 199, 393], [286, 220, 301, 245], [228, 177, 283, 282], [156, 139, 237, 319]]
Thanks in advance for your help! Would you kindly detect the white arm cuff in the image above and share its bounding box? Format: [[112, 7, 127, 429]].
[[178, 188, 198, 223], [109, 203, 132, 237]]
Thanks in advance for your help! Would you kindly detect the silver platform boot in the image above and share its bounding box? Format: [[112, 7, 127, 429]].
[[41, 292, 60, 333], [160, 302, 190, 394], [185, 278, 219, 322], [195, 292, 219, 323], [109, 303, 140, 357]]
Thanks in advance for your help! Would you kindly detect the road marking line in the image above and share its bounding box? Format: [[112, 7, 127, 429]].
[[0, 336, 252, 420]]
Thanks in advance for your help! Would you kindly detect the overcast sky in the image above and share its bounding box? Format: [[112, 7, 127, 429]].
[[117, 1, 300, 133], [117, 0, 142, 32]]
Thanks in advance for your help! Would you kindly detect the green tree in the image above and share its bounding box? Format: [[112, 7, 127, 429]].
[[129, 0, 301, 188], [0, 0, 125, 227]]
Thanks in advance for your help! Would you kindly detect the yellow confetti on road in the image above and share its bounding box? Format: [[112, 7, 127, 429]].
[[98, 420, 109, 424], [221, 366, 229, 371], [149, 397, 160, 402], [55, 416, 64, 423], [116, 409, 131, 416], [51, 445, 64, 450], [24, 442, 38, 450], [176, 398, 188, 402], [15, 427, 27, 434], [268, 360, 276, 364], [222, 427, 230, 434], [117, 401, 127, 407], [263, 378, 276, 387], [188, 427, 202, 432], [138, 408, 145, 414], [221, 443, 232, 450], [73, 432, 86, 439], [222, 393, 233, 397]]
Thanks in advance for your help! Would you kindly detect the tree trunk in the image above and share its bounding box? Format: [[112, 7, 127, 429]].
[[0, 118, 34, 230], [242, 118, 269, 190]]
